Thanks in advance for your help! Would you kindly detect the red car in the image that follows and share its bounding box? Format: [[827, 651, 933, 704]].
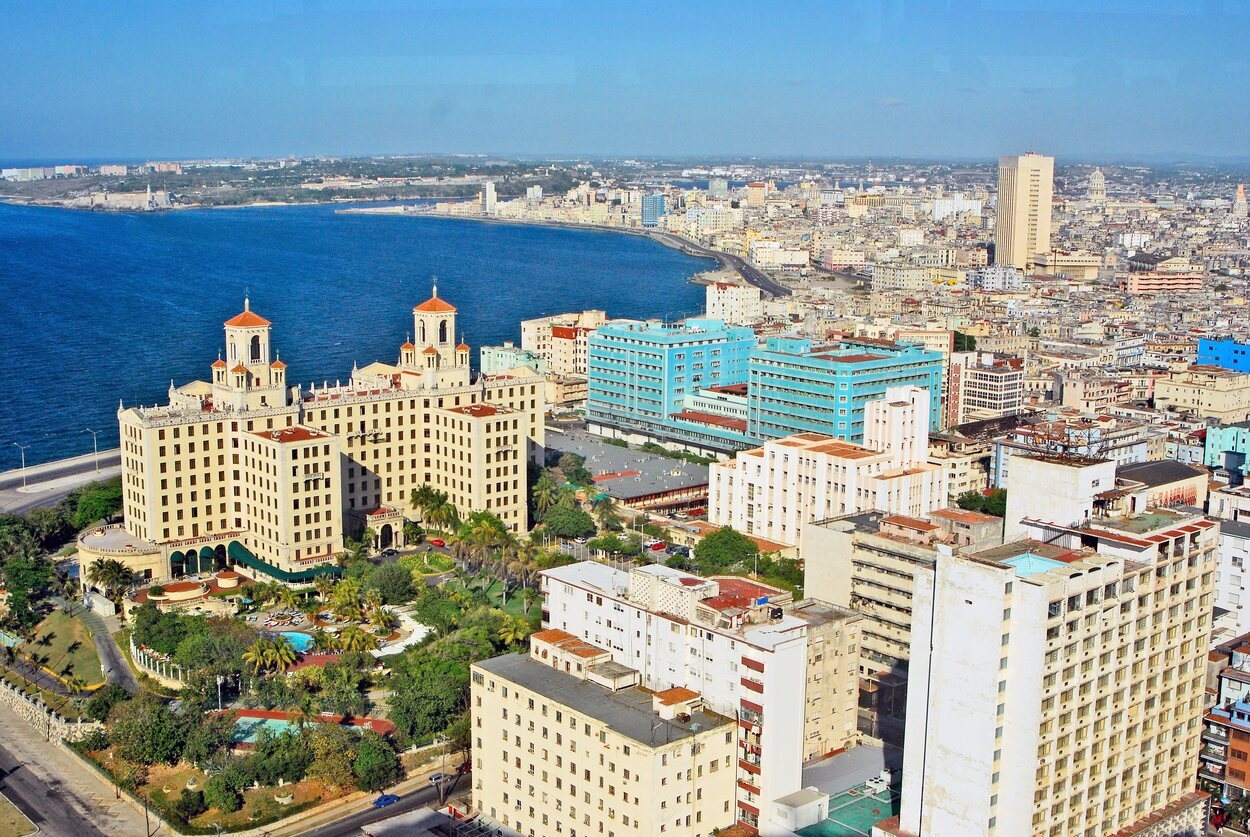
[[650, 542, 667, 551], [428, 538, 446, 548]]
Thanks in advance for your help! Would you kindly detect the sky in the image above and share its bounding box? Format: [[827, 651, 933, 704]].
[[2, 0, 1248, 162]]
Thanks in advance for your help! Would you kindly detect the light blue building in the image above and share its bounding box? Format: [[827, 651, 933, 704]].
[[586, 318, 755, 454], [1198, 337, 1250, 373], [1205, 421, 1250, 478], [480, 342, 545, 375], [746, 336, 944, 443], [641, 193, 667, 228]]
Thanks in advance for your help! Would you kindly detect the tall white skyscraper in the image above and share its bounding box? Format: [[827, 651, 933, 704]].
[[481, 180, 497, 215], [994, 152, 1054, 270]]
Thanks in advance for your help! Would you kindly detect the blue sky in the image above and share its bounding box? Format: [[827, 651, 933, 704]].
[[2, 0, 1247, 161]]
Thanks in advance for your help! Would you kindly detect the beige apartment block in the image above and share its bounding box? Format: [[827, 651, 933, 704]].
[[1155, 365, 1250, 422], [470, 631, 737, 837], [994, 153, 1054, 270], [84, 289, 544, 587]]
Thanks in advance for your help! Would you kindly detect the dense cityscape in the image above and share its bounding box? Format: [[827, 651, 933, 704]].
[[5, 3, 1250, 837]]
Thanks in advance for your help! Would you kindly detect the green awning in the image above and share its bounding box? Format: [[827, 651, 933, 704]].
[[227, 541, 341, 584]]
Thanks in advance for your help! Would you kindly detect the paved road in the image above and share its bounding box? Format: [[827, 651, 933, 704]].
[[0, 707, 153, 836], [648, 230, 793, 297], [0, 449, 121, 514], [76, 604, 137, 692], [298, 781, 446, 837]]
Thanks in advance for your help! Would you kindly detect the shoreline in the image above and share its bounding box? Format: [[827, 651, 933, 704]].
[[336, 206, 792, 297]]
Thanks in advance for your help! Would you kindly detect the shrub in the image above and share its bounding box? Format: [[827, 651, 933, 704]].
[[203, 774, 242, 813], [173, 789, 207, 822]]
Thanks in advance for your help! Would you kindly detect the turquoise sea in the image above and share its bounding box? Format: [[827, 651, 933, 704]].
[[0, 202, 712, 466]]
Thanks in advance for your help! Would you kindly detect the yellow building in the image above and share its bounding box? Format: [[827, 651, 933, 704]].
[[994, 153, 1053, 270], [1154, 365, 1250, 422], [83, 289, 544, 586], [470, 630, 737, 837]]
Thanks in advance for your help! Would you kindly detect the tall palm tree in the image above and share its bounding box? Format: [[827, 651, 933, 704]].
[[337, 624, 378, 653], [310, 628, 336, 652], [498, 616, 532, 647], [363, 588, 384, 616], [593, 495, 622, 531], [531, 472, 560, 519], [411, 485, 439, 517], [270, 639, 298, 671], [242, 639, 271, 675], [314, 576, 336, 602]]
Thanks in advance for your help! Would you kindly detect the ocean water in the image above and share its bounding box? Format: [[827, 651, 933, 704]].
[[0, 202, 712, 467]]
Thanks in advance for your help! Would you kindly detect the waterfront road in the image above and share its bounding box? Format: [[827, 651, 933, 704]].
[[0, 448, 121, 514], [295, 781, 447, 837], [0, 705, 153, 836], [646, 230, 793, 297]]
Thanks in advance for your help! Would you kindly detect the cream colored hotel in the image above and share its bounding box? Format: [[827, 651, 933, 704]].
[[78, 288, 544, 584]]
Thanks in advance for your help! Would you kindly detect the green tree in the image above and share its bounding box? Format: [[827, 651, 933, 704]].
[[108, 694, 187, 765], [531, 471, 561, 520], [365, 561, 415, 605], [353, 731, 401, 791], [541, 500, 596, 539], [497, 616, 532, 647], [307, 724, 359, 788], [387, 656, 468, 743], [693, 526, 758, 574], [172, 789, 207, 822], [83, 682, 130, 722], [593, 496, 623, 531], [202, 774, 242, 813], [3, 556, 53, 629], [69, 480, 124, 529], [953, 330, 977, 352], [182, 714, 234, 768], [955, 489, 988, 512]]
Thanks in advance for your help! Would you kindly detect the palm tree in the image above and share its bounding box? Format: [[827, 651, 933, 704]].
[[593, 496, 622, 531], [86, 558, 133, 602], [363, 588, 384, 616], [411, 485, 439, 517], [531, 472, 560, 519], [498, 616, 532, 647], [270, 640, 298, 672], [370, 608, 398, 633], [314, 576, 336, 602], [310, 628, 336, 652], [242, 639, 271, 675], [276, 587, 300, 611], [337, 624, 378, 653]]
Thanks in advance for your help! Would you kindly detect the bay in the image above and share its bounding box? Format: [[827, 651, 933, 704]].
[[0, 202, 712, 466]]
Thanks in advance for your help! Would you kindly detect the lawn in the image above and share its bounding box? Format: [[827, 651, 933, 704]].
[[450, 577, 541, 620], [408, 552, 454, 575], [20, 609, 104, 687], [0, 791, 36, 837]]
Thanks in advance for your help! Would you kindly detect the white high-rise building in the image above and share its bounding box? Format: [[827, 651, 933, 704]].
[[481, 180, 497, 215], [705, 282, 763, 325], [994, 153, 1054, 270], [884, 498, 1214, 836], [525, 184, 542, 205], [710, 386, 946, 547], [540, 561, 861, 835]]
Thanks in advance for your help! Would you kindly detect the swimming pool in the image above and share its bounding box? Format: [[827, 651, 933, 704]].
[[280, 631, 314, 653], [231, 716, 296, 744]]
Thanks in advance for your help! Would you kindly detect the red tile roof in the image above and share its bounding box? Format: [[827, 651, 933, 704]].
[[224, 310, 271, 328], [414, 295, 457, 313]]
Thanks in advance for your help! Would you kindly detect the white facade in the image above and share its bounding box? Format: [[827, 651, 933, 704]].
[[540, 562, 859, 835], [1218, 521, 1250, 637], [1002, 454, 1117, 541], [967, 265, 1024, 292], [705, 282, 764, 325], [520, 310, 609, 377], [870, 263, 927, 293], [710, 387, 947, 547]]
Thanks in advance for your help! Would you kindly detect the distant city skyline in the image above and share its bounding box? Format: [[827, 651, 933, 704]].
[[3, 1, 1248, 162]]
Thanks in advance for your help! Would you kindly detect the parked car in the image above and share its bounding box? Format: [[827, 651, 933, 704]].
[[649, 542, 667, 551], [373, 793, 400, 808], [666, 545, 689, 557], [429, 772, 453, 786], [428, 538, 446, 548], [673, 512, 689, 520], [381, 548, 398, 557], [574, 536, 588, 544]]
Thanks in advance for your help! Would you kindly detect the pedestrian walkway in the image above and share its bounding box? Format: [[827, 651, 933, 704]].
[[74, 604, 136, 691]]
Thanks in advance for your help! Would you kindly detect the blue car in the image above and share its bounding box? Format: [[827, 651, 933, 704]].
[[373, 793, 400, 808]]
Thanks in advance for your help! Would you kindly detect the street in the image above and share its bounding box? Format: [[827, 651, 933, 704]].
[[0, 707, 152, 836], [296, 781, 447, 837], [0, 448, 121, 515]]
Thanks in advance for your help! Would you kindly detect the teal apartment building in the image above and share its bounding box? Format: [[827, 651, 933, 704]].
[[586, 318, 755, 454], [746, 336, 944, 443]]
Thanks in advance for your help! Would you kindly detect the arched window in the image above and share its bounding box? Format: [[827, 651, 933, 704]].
[[250, 335, 261, 363], [439, 320, 448, 344]]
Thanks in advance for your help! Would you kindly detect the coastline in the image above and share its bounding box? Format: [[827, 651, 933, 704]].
[[336, 206, 792, 297]]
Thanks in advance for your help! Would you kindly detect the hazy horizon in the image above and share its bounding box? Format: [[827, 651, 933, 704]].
[[4, 1, 1248, 161]]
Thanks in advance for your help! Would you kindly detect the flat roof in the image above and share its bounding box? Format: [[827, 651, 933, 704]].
[[547, 429, 709, 501], [1002, 552, 1068, 577], [474, 654, 730, 746]]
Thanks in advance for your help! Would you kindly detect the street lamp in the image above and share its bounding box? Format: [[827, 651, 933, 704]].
[[83, 428, 101, 472], [11, 443, 29, 488]]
